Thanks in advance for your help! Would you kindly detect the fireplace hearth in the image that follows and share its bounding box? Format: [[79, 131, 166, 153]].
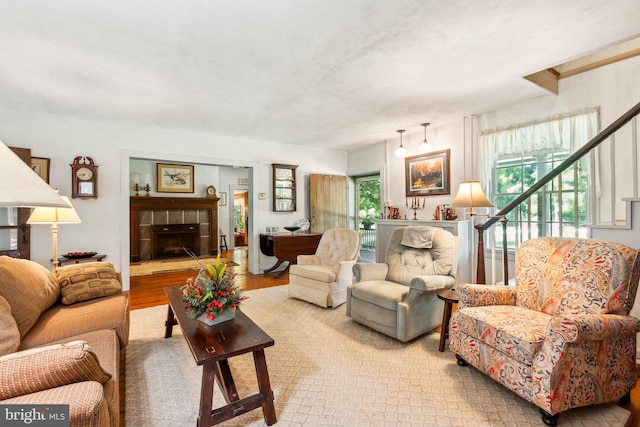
[[151, 224, 200, 260], [129, 196, 219, 263]]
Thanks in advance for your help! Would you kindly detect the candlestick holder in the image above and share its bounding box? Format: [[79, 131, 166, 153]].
[[133, 183, 141, 196], [409, 203, 425, 220], [144, 183, 151, 196], [406, 196, 426, 220]]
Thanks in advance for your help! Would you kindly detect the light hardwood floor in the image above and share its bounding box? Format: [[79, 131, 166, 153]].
[[126, 247, 640, 427]]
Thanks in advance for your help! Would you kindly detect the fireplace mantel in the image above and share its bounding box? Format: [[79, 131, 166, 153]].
[[129, 196, 219, 262]]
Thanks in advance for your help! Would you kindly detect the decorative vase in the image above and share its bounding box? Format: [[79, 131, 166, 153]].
[[197, 308, 236, 326]]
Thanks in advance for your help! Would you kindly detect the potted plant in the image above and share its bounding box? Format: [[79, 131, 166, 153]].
[[181, 254, 246, 326]]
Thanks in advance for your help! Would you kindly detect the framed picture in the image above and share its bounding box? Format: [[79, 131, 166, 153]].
[[156, 163, 194, 193], [405, 149, 450, 196], [31, 157, 50, 183], [219, 192, 227, 206]]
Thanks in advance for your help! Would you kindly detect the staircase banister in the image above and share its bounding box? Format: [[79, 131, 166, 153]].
[[480, 101, 640, 231]]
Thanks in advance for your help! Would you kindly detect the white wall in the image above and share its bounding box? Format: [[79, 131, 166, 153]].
[[0, 107, 347, 288], [348, 121, 467, 221]]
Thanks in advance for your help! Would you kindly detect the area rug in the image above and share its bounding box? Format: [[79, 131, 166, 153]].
[[125, 285, 631, 426], [129, 257, 239, 276]]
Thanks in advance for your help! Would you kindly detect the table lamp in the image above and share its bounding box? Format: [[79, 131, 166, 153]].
[[27, 194, 81, 270], [450, 181, 494, 284]]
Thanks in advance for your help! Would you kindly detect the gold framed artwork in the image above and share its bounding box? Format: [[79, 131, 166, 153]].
[[156, 163, 194, 193], [405, 149, 450, 196], [31, 157, 50, 183]]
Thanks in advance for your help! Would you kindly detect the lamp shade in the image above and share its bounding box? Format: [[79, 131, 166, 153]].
[[27, 195, 81, 224], [0, 141, 68, 207], [450, 181, 494, 209]]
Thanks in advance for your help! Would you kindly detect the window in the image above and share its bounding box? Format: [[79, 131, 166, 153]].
[[480, 109, 599, 250], [355, 175, 380, 251], [494, 150, 589, 249]]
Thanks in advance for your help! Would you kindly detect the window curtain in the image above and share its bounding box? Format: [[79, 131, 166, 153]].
[[479, 108, 600, 198]]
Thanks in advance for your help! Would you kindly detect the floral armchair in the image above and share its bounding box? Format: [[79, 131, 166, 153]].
[[450, 237, 640, 426]]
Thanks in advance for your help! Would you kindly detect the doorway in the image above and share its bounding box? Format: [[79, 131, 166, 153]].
[[233, 190, 248, 247], [355, 174, 380, 262]]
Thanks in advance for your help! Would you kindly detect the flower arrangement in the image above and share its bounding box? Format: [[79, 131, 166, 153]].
[[181, 254, 246, 321]]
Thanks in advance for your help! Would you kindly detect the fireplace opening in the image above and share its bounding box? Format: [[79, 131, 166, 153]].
[[151, 224, 200, 260]]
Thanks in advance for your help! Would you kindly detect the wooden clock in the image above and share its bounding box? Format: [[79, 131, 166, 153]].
[[70, 156, 98, 199]]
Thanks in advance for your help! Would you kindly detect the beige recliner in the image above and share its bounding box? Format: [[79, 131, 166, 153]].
[[346, 226, 461, 342], [288, 228, 361, 308]]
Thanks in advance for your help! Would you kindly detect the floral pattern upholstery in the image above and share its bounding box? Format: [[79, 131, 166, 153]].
[[450, 237, 640, 418]]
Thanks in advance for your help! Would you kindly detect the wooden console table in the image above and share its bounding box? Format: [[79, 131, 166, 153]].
[[259, 233, 322, 277]]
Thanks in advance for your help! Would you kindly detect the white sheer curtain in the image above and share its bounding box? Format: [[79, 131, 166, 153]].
[[479, 108, 600, 198]]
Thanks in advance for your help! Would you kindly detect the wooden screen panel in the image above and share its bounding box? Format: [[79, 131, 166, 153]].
[[309, 174, 347, 233]]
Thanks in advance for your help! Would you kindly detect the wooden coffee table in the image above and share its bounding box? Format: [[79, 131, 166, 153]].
[[164, 286, 277, 426]]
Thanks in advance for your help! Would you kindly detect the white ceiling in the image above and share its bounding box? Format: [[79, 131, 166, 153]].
[[1, 1, 639, 150]]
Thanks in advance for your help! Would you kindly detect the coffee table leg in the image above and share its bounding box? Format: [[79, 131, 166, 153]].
[[215, 360, 239, 403], [164, 304, 175, 338], [198, 364, 216, 427], [253, 349, 277, 425]]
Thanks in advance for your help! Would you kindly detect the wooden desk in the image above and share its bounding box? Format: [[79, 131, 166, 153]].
[[164, 286, 276, 426], [259, 233, 322, 277]]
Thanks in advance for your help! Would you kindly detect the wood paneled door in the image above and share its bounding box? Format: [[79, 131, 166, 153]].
[[309, 174, 347, 233]]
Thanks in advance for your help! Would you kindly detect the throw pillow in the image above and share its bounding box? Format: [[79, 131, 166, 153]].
[[55, 262, 121, 305], [400, 226, 434, 248], [0, 340, 111, 400], [0, 256, 59, 339], [55, 262, 122, 305], [0, 296, 20, 356]]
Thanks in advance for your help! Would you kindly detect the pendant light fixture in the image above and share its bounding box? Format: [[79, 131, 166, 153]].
[[394, 129, 407, 157], [418, 123, 432, 153]]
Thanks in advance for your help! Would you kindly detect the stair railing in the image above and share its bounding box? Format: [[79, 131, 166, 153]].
[[475, 101, 640, 284]]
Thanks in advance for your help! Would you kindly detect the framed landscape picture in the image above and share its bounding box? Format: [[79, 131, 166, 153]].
[[157, 163, 194, 193], [31, 157, 50, 183], [405, 149, 450, 196]]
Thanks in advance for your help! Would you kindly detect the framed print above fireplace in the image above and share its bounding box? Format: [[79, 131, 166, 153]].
[[405, 149, 450, 196], [157, 163, 194, 193]]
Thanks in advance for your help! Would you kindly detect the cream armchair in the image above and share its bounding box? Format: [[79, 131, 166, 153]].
[[288, 228, 361, 308], [346, 226, 461, 342], [450, 237, 640, 426]]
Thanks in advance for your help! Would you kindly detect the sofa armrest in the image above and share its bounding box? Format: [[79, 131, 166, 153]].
[[455, 283, 517, 308], [353, 262, 388, 282], [0, 341, 111, 400], [410, 275, 456, 292], [546, 314, 640, 345], [297, 254, 320, 265]]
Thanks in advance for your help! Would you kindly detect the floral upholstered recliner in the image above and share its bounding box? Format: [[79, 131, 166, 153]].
[[450, 237, 640, 426]]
